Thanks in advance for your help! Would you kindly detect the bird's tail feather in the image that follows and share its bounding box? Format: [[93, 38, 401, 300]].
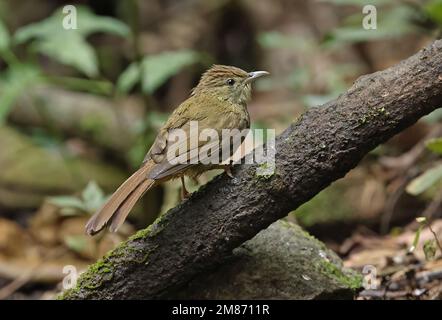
[[85, 162, 156, 235], [108, 179, 153, 232]]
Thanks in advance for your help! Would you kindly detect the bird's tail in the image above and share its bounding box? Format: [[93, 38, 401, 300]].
[[85, 162, 156, 235]]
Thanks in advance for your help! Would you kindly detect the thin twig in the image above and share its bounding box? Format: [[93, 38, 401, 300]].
[[428, 224, 442, 255], [0, 248, 66, 300]]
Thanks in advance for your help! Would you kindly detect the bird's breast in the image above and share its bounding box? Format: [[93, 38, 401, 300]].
[[220, 103, 250, 130]]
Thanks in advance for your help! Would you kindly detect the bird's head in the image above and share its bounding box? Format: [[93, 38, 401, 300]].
[[192, 65, 269, 105]]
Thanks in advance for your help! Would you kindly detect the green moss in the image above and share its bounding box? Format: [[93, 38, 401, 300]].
[[59, 213, 169, 299], [358, 106, 390, 126], [59, 235, 160, 299], [255, 162, 275, 180], [78, 258, 114, 290], [105, 238, 154, 265], [128, 217, 165, 242], [57, 257, 114, 299], [318, 259, 362, 290], [278, 219, 294, 229], [359, 115, 367, 124], [283, 220, 329, 253]]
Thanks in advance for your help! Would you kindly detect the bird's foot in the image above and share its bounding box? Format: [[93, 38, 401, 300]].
[[180, 176, 190, 200], [181, 188, 190, 200], [224, 166, 234, 178]]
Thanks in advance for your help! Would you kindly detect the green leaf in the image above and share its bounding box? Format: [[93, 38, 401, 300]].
[[65, 235, 88, 253], [406, 164, 442, 195], [423, 239, 437, 261], [48, 196, 86, 212], [46, 76, 113, 95], [14, 6, 130, 42], [76, 8, 130, 37], [0, 19, 10, 51], [13, 6, 130, 77], [422, 108, 442, 123], [424, 0, 442, 26], [35, 32, 98, 77], [409, 224, 421, 253], [257, 32, 314, 51], [59, 207, 82, 216], [0, 64, 41, 123], [141, 50, 200, 94], [81, 181, 106, 212], [47, 181, 107, 215], [326, 6, 416, 44], [13, 18, 55, 44], [426, 138, 442, 155], [117, 62, 141, 94]]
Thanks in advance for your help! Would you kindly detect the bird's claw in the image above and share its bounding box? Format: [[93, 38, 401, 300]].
[[224, 166, 234, 178], [180, 176, 190, 200], [181, 188, 190, 200]]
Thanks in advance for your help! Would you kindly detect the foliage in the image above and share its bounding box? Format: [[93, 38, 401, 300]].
[[423, 239, 437, 260], [424, 0, 442, 27], [0, 6, 130, 123], [406, 138, 442, 196], [0, 64, 41, 123], [426, 137, 442, 154], [127, 111, 170, 167], [65, 235, 88, 253], [116, 62, 141, 94], [323, 0, 442, 45], [14, 6, 130, 77], [48, 181, 108, 216], [117, 50, 202, 95], [406, 164, 442, 196], [409, 217, 427, 253], [0, 5, 207, 173], [324, 6, 418, 44], [0, 19, 10, 51], [258, 31, 360, 108], [409, 217, 441, 261]]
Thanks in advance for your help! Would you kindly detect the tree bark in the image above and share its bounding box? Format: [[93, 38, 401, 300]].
[[61, 40, 442, 299]]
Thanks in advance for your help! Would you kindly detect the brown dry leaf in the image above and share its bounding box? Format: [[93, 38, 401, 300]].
[[344, 247, 398, 269], [0, 218, 29, 257], [0, 250, 89, 283], [28, 201, 61, 246], [58, 216, 97, 260]]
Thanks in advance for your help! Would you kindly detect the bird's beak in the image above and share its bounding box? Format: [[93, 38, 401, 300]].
[[245, 70, 270, 84]]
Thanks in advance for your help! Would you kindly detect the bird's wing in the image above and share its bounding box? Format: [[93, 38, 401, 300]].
[[146, 120, 225, 180], [142, 95, 241, 180]]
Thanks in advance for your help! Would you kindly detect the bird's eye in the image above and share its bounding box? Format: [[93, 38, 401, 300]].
[[226, 78, 235, 86]]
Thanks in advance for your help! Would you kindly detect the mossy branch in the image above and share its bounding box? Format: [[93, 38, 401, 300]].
[[61, 40, 442, 299]]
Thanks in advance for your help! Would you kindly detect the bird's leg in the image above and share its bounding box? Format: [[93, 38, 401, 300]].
[[180, 176, 189, 200], [224, 165, 234, 178]]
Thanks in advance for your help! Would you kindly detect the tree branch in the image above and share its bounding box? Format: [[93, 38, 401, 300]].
[[61, 40, 442, 299]]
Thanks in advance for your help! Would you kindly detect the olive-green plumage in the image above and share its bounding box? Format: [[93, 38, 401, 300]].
[[85, 65, 269, 235]]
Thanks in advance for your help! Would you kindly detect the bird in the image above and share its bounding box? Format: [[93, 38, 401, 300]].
[[85, 65, 269, 235]]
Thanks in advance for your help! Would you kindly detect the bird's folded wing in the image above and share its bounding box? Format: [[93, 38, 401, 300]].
[[147, 119, 231, 179]]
